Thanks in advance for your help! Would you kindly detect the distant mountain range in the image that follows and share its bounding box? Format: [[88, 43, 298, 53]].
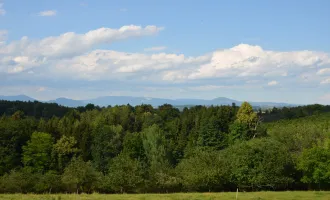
[[0, 95, 36, 102], [0, 95, 297, 109]]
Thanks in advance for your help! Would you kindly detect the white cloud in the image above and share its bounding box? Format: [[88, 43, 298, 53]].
[[0, 25, 164, 75], [38, 10, 57, 16], [1, 25, 163, 58], [0, 3, 5, 16], [1, 25, 330, 92], [53, 50, 208, 80], [0, 30, 7, 45], [0, 55, 47, 73], [268, 80, 278, 86], [320, 78, 330, 84], [144, 46, 167, 52], [1, 22, 329, 104], [317, 68, 330, 75], [179, 44, 330, 81], [0, 25, 163, 74]]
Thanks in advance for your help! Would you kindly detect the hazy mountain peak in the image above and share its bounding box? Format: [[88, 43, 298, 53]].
[[0, 95, 35, 102]]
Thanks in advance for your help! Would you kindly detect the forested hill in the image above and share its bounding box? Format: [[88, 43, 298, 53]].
[[260, 104, 330, 122], [0, 100, 103, 118], [0, 100, 73, 118], [1, 99, 330, 122], [1, 100, 330, 193]]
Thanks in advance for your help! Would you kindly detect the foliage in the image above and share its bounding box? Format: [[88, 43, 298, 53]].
[[0, 100, 71, 119], [297, 141, 330, 189], [0, 117, 36, 175], [52, 135, 80, 171], [22, 132, 53, 173], [224, 138, 294, 190], [34, 171, 62, 193], [0, 100, 330, 193], [236, 102, 257, 127], [92, 124, 124, 173], [106, 153, 144, 193], [61, 157, 101, 193], [0, 168, 37, 193], [177, 149, 229, 191]]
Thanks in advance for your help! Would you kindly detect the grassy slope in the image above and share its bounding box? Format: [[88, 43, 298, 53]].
[[1, 192, 330, 200]]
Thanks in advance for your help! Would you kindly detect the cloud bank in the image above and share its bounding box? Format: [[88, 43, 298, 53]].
[[1, 25, 330, 103]]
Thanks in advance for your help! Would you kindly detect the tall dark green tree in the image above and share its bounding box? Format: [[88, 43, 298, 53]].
[[92, 124, 124, 173], [0, 117, 36, 175]]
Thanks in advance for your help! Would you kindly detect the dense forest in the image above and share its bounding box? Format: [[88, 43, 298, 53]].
[[0, 100, 330, 193]]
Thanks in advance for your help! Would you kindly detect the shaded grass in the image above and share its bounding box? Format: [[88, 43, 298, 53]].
[[1, 192, 330, 200]]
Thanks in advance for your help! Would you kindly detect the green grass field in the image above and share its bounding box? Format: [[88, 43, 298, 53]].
[[1, 192, 330, 200]]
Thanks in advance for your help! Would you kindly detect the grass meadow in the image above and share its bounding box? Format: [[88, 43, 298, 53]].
[[1, 191, 330, 200]]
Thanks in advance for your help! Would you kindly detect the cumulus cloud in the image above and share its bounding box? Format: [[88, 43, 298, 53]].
[[54, 50, 209, 80], [170, 44, 330, 81], [1, 25, 330, 96], [268, 81, 278, 86], [38, 10, 57, 16], [0, 25, 163, 74], [317, 68, 330, 75], [144, 46, 167, 52], [1, 25, 163, 58], [0, 55, 47, 74], [0, 3, 5, 16], [321, 78, 330, 84]]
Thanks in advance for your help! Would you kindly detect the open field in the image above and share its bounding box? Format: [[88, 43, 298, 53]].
[[1, 192, 330, 200]]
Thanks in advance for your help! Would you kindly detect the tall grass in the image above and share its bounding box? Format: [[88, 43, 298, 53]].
[[1, 191, 330, 200]]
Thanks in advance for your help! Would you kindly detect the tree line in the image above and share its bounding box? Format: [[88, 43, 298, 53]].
[[0, 100, 330, 193], [2, 100, 330, 121]]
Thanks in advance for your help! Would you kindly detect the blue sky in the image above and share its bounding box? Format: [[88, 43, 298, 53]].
[[0, 0, 330, 104]]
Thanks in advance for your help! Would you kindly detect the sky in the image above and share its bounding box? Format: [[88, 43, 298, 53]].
[[0, 0, 330, 104]]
